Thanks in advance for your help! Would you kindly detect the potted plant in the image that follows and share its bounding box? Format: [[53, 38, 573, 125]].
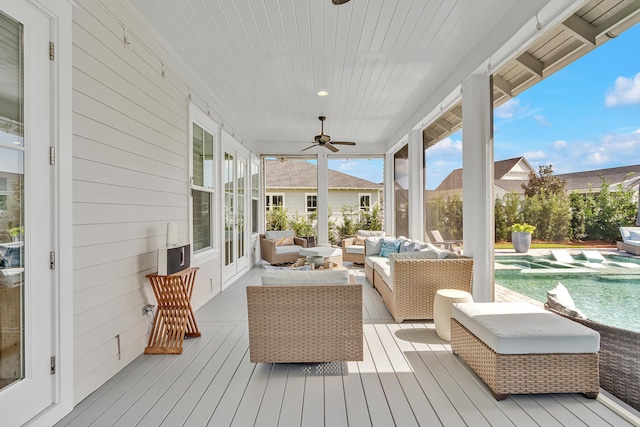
[[508, 223, 536, 253], [9, 226, 24, 242]]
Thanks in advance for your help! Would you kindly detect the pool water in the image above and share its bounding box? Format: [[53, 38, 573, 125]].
[[495, 255, 640, 332]]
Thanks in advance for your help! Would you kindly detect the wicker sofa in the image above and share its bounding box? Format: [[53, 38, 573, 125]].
[[259, 230, 308, 265], [364, 236, 473, 322], [246, 269, 363, 363]]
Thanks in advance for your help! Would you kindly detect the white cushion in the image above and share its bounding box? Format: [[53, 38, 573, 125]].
[[274, 244, 303, 255], [365, 237, 383, 256], [357, 230, 385, 238], [299, 246, 341, 258], [620, 227, 640, 243], [626, 240, 640, 246], [365, 255, 385, 268], [345, 245, 365, 255], [547, 282, 587, 319], [261, 269, 350, 285], [265, 230, 294, 240], [453, 302, 599, 354], [581, 250, 605, 263]]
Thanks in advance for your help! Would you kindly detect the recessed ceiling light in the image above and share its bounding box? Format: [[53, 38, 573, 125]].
[[317, 90, 328, 96]]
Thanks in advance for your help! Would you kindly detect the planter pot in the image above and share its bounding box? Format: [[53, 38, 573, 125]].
[[512, 231, 532, 253]]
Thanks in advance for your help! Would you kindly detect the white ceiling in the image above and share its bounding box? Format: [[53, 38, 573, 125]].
[[127, 0, 558, 155]]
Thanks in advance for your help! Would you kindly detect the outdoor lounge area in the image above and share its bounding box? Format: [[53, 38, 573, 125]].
[[54, 265, 639, 427]]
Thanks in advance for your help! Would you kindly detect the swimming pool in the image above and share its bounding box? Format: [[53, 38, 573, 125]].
[[495, 254, 640, 332]]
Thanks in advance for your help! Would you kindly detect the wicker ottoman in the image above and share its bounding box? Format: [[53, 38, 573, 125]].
[[433, 289, 473, 341], [451, 302, 600, 400]]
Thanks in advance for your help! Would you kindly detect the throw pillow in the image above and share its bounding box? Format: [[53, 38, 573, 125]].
[[547, 282, 587, 319], [399, 241, 416, 253], [379, 239, 401, 257], [354, 235, 366, 245], [275, 236, 294, 246]]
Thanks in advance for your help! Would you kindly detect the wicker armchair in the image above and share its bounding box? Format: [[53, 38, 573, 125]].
[[260, 232, 307, 265], [342, 230, 385, 264], [546, 304, 640, 411], [246, 273, 363, 363]]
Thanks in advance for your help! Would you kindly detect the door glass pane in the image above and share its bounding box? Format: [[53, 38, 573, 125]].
[[394, 144, 409, 237], [237, 160, 245, 259], [224, 153, 234, 266], [192, 124, 214, 188], [0, 11, 24, 392]]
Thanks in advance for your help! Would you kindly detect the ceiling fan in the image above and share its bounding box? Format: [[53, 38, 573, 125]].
[[302, 116, 356, 153]]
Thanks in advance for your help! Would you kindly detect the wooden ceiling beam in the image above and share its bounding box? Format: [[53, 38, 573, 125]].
[[516, 52, 543, 79], [449, 105, 463, 121], [594, 0, 640, 36], [493, 75, 513, 98], [424, 127, 441, 141], [435, 118, 453, 132], [562, 14, 597, 46]]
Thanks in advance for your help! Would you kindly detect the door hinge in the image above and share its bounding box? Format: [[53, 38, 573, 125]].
[[50, 146, 55, 165], [51, 356, 56, 375], [50, 251, 55, 270], [49, 41, 54, 61]]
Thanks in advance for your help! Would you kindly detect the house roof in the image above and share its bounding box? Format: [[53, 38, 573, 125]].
[[557, 165, 640, 192], [265, 159, 383, 190], [435, 157, 532, 191]]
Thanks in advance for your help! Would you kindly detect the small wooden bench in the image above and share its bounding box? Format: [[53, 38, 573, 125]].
[[451, 302, 600, 400]]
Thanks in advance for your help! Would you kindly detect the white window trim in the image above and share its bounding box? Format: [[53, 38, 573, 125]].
[[189, 104, 219, 260], [305, 192, 317, 213], [251, 156, 260, 236], [359, 192, 372, 211], [266, 192, 285, 210]]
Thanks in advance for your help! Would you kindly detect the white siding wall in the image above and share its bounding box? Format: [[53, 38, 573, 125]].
[[71, 1, 223, 403], [274, 188, 381, 223]]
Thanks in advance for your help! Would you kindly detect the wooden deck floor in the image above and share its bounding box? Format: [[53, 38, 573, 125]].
[[56, 266, 637, 426]]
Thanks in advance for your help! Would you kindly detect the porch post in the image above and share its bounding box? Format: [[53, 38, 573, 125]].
[[317, 153, 330, 245], [408, 129, 424, 240], [384, 152, 395, 234], [462, 73, 495, 302]]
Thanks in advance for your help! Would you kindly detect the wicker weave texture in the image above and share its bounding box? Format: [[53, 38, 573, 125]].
[[246, 280, 363, 363], [546, 305, 640, 411], [374, 258, 473, 322], [450, 319, 599, 398]]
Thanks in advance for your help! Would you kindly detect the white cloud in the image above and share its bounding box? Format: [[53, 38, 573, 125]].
[[534, 114, 551, 127], [551, 140, 567, 149], [605, 72, 640, 107], [495, 99, 520, 118], [426, 137, 462, 156], [523, 150, 547, 160]]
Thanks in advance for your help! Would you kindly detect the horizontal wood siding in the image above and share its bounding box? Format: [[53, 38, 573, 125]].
[[71, 0, 222, 403]]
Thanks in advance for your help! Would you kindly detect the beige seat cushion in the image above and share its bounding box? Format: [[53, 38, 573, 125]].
[[261, 269, 350, 285]]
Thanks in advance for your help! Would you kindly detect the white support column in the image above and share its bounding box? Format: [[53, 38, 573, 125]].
[[408, 130, 424, 240], [317, 153, 330, 245], [462, 73, 495, 302], [384, 152, 395, 234]]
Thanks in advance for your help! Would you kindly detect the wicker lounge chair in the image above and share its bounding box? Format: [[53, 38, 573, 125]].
[[259, 231, 307, 265], [546, 304, 640, 411]]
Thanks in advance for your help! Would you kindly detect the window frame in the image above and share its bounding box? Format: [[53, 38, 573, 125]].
[[266, 193, 285, 211], [305, 193, 317, 213], [189, 105, 218, 259], [359, 193, 372, 211]]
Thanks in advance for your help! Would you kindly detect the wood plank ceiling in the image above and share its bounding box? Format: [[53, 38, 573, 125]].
[[423, 0, 640, 148], [126, 0, 528, 155]]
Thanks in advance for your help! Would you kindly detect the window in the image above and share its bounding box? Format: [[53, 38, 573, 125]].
[[306, 194, 317, 212], [191, 120, 215, 253], [266, 194, 284, 211], [359, 193, 371, 211], [251, 158, 259, 234]]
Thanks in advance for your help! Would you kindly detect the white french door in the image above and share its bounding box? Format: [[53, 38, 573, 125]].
[[222, 141, 249, 285], [0, 1, 54, 425]]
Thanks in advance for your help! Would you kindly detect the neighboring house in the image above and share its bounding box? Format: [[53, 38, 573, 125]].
[[264, 159, 383, 223], [432, 157, 640, 199]]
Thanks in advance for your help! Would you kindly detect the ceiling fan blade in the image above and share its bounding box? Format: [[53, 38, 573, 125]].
[[325, 143, 339, 152], [329, 141, 356, 145], [301, 144, 317, 152]]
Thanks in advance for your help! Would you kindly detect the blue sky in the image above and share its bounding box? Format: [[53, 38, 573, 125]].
[[331, 22, 640, 190]]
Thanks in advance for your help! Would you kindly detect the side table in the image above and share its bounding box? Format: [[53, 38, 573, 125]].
[[433, 289, 473, 341], [145, 267, 201, 354]]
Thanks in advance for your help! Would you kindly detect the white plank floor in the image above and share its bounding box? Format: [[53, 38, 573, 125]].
[[56, 265, 637, 427]]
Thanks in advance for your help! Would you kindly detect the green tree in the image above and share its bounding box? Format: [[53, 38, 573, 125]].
[[584, 176, 637, 242], [494, 196, 507, 242], [522, 164, 567, 197], [265, 206, 289, 231]]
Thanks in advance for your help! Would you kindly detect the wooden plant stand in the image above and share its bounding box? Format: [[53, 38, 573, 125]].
[[145, 267, 200, 354]]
